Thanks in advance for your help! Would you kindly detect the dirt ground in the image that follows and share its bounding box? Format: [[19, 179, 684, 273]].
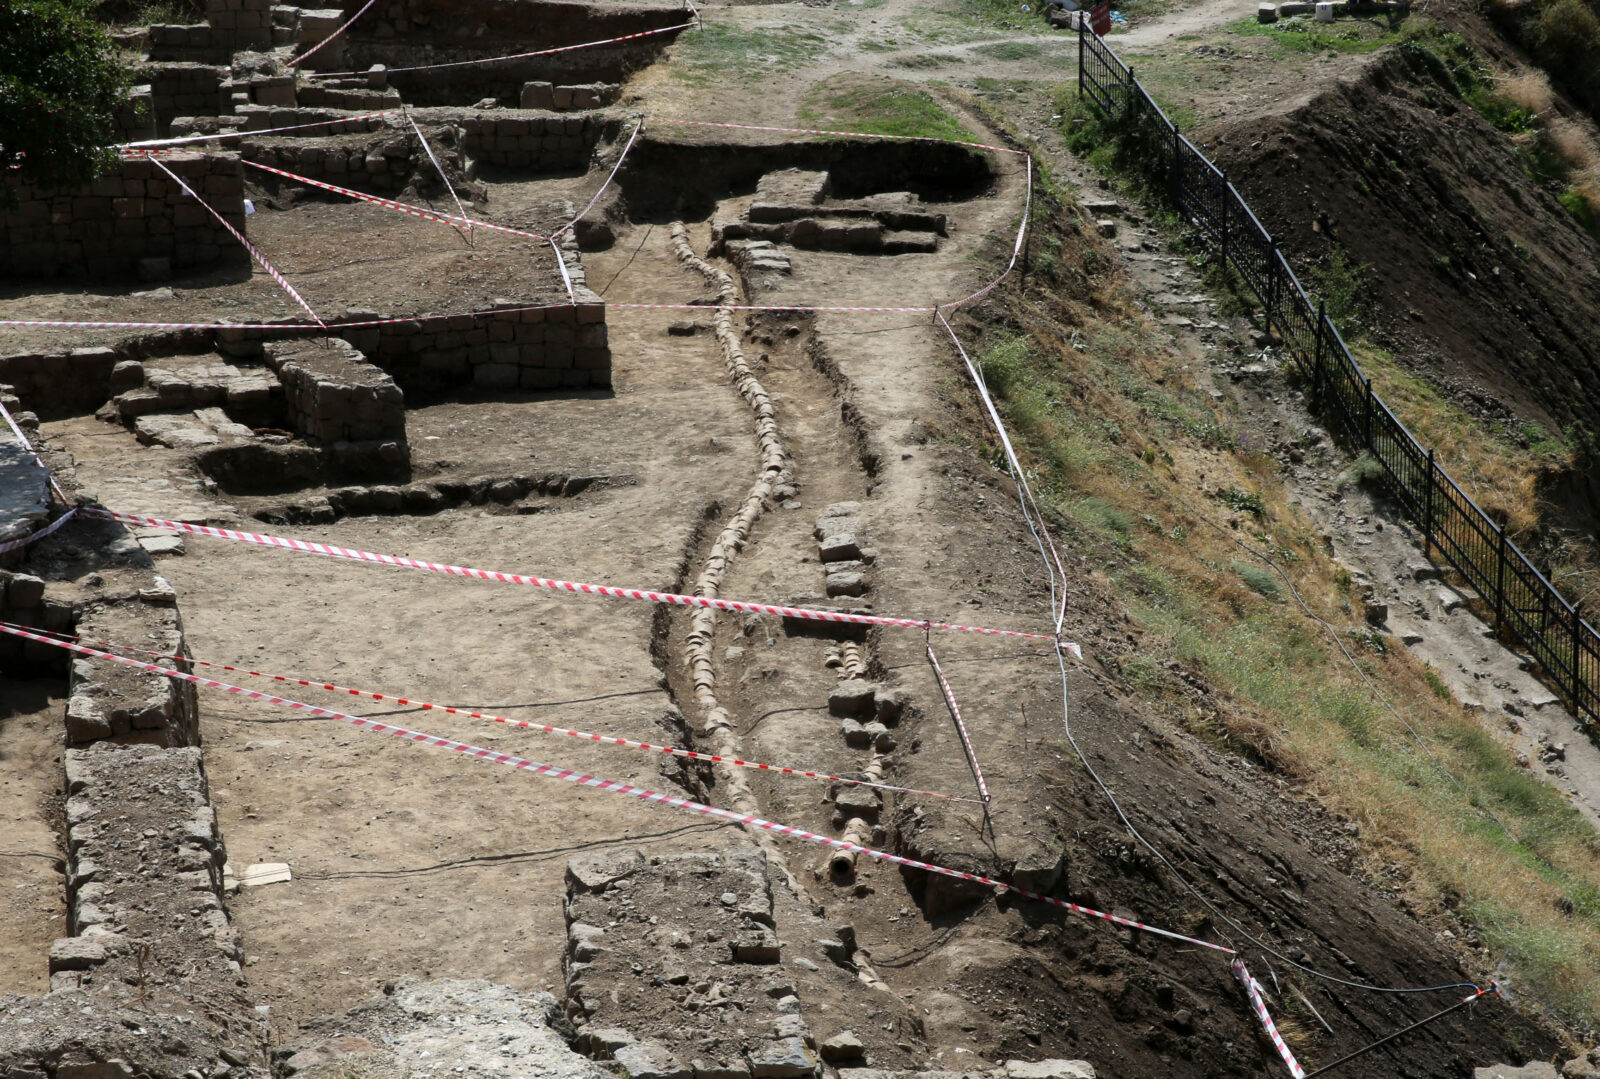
[[4, 0, 1597, 1074], [0, 680, 66, 996]]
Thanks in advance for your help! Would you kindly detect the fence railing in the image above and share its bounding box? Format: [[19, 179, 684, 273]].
[[1077, 26, 1599, 734]]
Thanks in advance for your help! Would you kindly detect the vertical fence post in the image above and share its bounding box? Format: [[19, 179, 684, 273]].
[[1495, 525, 1507, 633], [1078, 23, 1085, 101], [1577, 602, 1586, 708], [1363, 377, 1373, 450], [1270, 239, 1283, 330], [1171, 125, 1181, 205], [1220, 176, 1230, 269], [1423, 448, 1435, 556]]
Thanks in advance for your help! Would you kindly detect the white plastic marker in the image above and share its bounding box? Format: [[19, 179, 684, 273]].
[[82, 507, 1068, 644], [150, 158, 324, 329], [26, 626, 979, 804], [288, 0, 378, 67], [0, 619, 1229, 955], [1232, 959, 1307, 1079], [305, 21, 695, 78]]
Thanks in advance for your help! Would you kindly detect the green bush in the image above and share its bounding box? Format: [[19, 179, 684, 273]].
[[0, 0, 129, 197]]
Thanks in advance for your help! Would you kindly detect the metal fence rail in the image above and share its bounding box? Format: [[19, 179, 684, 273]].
[[1077, 25, 1599, 733]]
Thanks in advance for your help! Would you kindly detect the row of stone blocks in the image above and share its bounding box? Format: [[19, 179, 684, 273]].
[[0, 152, 246, 279], [265, 339, 408, 444], [212, 293, 612, 393]]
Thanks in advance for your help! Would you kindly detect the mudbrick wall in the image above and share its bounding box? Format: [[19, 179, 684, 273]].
[[0, 153, 247, 281]]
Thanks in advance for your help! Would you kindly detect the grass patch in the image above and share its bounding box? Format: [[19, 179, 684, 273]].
[[973, 40, 1045, 60], [800, 74, 976, 142], [669, 24, 832, 86], [1227, 14, 1406, 54]]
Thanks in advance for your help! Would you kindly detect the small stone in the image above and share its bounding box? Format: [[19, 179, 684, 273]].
[[567, 848, 642, 892], [840, 719, 869, 746], [819, 533, 863, 563], [792, 956, 819, 972], [1005, 1061, 1098, 1079], [1363, 601, 1388, 626], [48, 936, 108, 972], [829, 680, 876, 718], [750, 1038, 815, 1079], [820, 1031, 866, 1063], [732, 928, 781, 964], [1435, 589, 1463, 613]]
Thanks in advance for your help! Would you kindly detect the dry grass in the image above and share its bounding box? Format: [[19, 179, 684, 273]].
[[1500, 70, 1557, 115], [960, 177, 1600, 1026]]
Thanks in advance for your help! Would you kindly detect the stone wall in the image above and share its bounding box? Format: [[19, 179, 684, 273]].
[[206, 0, 274, 51], [337, 0, 687, 104], [242, 107, 611, 173], [145, 23, 231, 63], [265, 338, 408, 444], [0, 152, 248, 280], [144, 63, 231, 136], [217, 288, 612, 394]]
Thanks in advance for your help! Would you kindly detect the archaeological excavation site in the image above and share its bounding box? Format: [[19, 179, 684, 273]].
[[6, 0, 1600, 1076]]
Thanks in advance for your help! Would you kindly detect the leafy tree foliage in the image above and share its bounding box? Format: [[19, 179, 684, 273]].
[[0, 0, 128, 194]]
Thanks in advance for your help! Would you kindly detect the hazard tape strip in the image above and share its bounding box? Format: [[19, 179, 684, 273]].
[[0, 620, 1228, 954], [0, 398, 69, 504], [242, 160, 548, 241], [81, 507, 1065, 643], [925, 636, 989, 804], [405, 110, 473, 242], [151, 158, 324, 329], [118, 110, 403, 150], [289, 0, 378, 67], [0, 301, 575, 333], [654, 118, 1028, 158], [306, 21, 695, 78], [0, 509, 78, 557], [551, 118, 642, 240], [24, 625, 979, 804], [1233, 959, 1307, 1079]]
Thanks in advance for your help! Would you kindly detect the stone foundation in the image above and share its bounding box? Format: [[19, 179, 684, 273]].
[[0, 152, 247, 281]]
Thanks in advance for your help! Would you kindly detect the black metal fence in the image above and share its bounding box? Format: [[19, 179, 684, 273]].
[[1077, 26, 1599, 733]]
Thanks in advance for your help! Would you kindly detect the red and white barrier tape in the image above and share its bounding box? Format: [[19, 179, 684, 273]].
[[118, 110, 403, 150], [939, 153, 1033, 313], [653, 118, 1028, 158], [0, 508, 78, 557], [551, 118, 643, 240], [0, 300, 576, 333], [81, 507, 1066, 643], [289, 0, 378, 67], [306, 21, 695, 78], [925, 636, 989, 804], [1232, 959, 1307, 1079], [23, 624, 977, 803], [0, 619, 1227, 954], [406, 111, 473, 242], [151, 159, 324, 329], [242, 159, 548, 241], [551, 236, 576, 303], [0, 398, 68, 503]]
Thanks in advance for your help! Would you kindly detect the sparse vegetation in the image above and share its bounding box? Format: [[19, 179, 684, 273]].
[[959, 168, 1600, 1025], [670, 24, 832, 86], [799, 75, 975, 142]]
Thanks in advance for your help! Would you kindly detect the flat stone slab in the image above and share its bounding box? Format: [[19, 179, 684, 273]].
[[0, 427, 51, 547]]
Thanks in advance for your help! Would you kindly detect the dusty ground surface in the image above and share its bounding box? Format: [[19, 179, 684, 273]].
[[0, 681, 66, 996], [4, 0, 1599, 1075]]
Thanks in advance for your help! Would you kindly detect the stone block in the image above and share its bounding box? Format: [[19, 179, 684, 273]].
[[749, 1038, 815, 1079], [828, 679, 876, 718], [614, 1042, 692, 1079], [1005, 1062, 1096, 1079]]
